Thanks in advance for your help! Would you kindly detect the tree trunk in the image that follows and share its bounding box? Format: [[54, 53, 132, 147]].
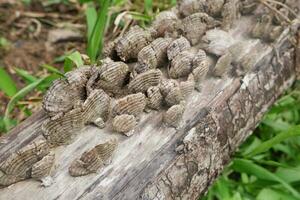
[[0, 16, 299, 200]]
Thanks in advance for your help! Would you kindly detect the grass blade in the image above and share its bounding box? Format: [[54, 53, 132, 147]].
[[262, 118, 291, 132], [253, 159, 291, 168], [144, 0, 153, 15], [87, 0, 110, 62], [232, 158, 300, 198], [170, 0, 177, 6], [37, 74, 61, 92], [14, 67, 38, 84], [53, 54, 68, 63], [79, 0, 93, 3], [86, 4, 97, 40], [215, 177, 231, 200], [41, 64, 65, 77], [4, 77, 47, 131], [0, 116, 16, 134], [0, 67, 18, 97], [247, 125, 300, 157], [275, 166, 300, 183], [257, 188, 298, 200], [128, 11, 152, 22]]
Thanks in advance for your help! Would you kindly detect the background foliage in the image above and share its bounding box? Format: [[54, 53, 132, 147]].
[[203, 83, 300, 200]]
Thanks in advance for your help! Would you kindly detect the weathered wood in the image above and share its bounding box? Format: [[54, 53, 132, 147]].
[[0, 16, 298, 200]]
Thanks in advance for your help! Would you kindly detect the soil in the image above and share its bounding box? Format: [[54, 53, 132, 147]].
[[0, 0, 86, 131]]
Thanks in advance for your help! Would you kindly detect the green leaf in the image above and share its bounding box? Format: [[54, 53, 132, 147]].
[[170, 0, 177, 6], [79, 0, 93, 3], [0, 116, 5, 133], [14, 68, 38, 84], [0, 116, 16, 134], [240, 136, 262, 156], [276, 166, 300, 183], [21, 106, 32, 117], [53, 54, 68, 63], [111, 0, 125, 6], [0, 67, 18, 97], [42, 0, 70, 6], [269, 103, 300, 116], [63, 59, 73, 72], [257, 188, 298, 200], [232, 159, 300, 198], [87, 0, 111, 62], [0, 37, 11, 49], [241, 172, 249, 184], [246, 125, 300, 157], [37, 74, 61, 92], [144, 0, 153, 15], [41, 64, 65, 77], [272, 143, 294, 158], [262, 118, 291, 132], [63, 51, 84, 72], [215, 177, 231, 200], [254, 159, 290, 168], [86, 4, 97, 41], [3, 77, 47, 131], [231, 192, 243, 200], [128, 11, 152, 22]]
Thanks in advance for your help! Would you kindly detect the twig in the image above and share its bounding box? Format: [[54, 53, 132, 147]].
[[259, 0, 292, 24], [119, 20, 132, 37], [264, 0, 298, 18], [30, 19, 42, 37], [21, 11, 73, 20]]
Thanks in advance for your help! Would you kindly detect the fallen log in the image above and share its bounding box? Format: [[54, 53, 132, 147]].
[[0, 13, 299, 200]]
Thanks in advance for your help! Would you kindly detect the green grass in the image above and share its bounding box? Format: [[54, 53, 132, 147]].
[[0, 67, 18, 97], [202, 84, 300, 200], [144, 0, 153, 15], [3, 77, 48, 131], [63, 51, 84, 72], [84, 0, 159, 62], [41, 64, 65, 77], [86, 0, 111, 62]]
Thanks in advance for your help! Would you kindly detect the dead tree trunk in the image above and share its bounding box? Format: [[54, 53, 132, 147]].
[[0, 16, 299, 200]]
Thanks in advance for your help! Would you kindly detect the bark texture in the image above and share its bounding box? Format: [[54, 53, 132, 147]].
[[0, 17, 299, 200], [141, 40, 297, 200]]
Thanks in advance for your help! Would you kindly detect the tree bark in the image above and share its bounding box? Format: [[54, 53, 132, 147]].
[[0, 16, 299, 200]]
